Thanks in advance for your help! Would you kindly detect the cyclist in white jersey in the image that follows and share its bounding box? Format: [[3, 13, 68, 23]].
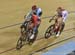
[[57, 7, 68, 22], [55, 7, 68, 37]]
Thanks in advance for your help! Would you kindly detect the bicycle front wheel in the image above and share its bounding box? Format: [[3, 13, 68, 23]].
[[16, 36, 23, 50], [45, 24, 54, 39]]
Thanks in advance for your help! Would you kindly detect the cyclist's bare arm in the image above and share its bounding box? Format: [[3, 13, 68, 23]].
[[49, 14, 57, 22], [24, 11, 32, 21]]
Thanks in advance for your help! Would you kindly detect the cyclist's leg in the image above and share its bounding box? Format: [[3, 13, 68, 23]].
[[29, 24, 37, 39], [60, 22, 65, 34], [20, 24, 25, 35], [56, 17, 63, 37], [20, 21, 28, 31], [54, 22, 59, 33], [29, 23, 38, 33], [28, 23, 35, 39], [28, 23, 34, 31], [55, 23, 60, 37], [37, 19, 41, 29], [33, 26, 37, 34], [54, 18, 59, 32]]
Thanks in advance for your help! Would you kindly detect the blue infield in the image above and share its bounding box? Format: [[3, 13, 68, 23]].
[[42, 40, 75, 55]]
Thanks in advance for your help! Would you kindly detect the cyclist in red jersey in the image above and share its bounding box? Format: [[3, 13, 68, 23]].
[[32, 13, 38, 27], [29, 12, 38, 35]]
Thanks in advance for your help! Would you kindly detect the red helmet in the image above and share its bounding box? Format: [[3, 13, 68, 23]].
[[32, 5, 37, 10]]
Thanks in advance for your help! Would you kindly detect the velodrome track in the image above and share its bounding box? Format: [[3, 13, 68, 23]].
[[0, 13, 75, 55], [0, 12, 75, 55], [0, 0, 75, 55]]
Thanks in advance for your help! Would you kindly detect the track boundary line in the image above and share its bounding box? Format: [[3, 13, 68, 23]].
[[0, 11, 75, 30], [37, 27, 75, 41], [0, 11, 75, 54], [0, 23, 22, 29], [30, 36, 75, 55], [0, 47, 15, 54], [0, 27, 74, 54], [0, 16, 53, 29]]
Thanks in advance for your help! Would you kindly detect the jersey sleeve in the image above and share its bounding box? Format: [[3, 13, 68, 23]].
[[36, 8, 42, 16], [62, 10, 68, 22], [25, 11, 32, 20]]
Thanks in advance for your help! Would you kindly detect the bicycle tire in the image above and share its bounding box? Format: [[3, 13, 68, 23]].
[[45, 24, 54, 39], [16, 36, 23, 50]]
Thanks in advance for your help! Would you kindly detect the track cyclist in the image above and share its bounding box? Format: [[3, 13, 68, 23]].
[[50, 7, 68, 37], [55, 7, 68, 37], [21, 5, 42, 39]]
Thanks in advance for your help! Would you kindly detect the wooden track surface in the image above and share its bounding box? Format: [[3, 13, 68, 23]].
[[0, 0, 75, 55]]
